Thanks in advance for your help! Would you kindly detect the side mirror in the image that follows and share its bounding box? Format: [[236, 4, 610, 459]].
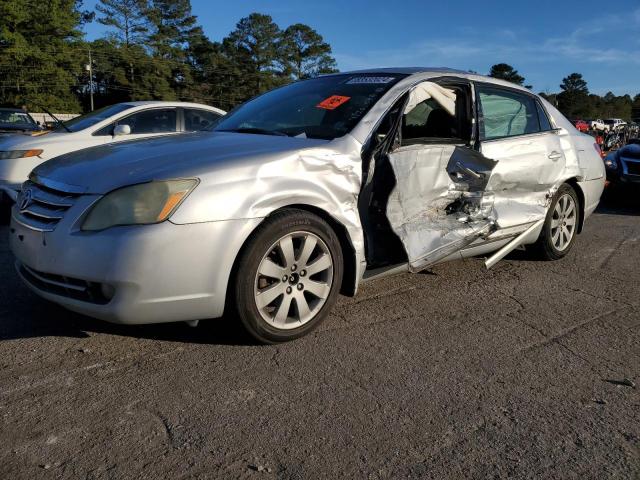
[[113, 124, 131, 136]]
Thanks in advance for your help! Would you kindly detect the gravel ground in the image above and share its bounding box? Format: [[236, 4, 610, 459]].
[[0, 187, 638, 479]]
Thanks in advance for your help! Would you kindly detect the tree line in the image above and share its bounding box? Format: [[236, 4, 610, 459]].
[[1, 1, 638, 122], [488, 63, 639, 122], [0, 0, 337, 113]]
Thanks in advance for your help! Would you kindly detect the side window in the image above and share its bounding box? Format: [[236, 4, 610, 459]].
[[94, 123, 115, 136], [185, 109, 221, 131], [118, 109, 177, 134], [477, 86, 540, 140], [536, 101, 552, 131], [400, 82, 467, 146]]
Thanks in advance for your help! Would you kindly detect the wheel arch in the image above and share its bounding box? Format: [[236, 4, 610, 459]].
[[564, 177, 586, 234], [224, 204, 359, 318]]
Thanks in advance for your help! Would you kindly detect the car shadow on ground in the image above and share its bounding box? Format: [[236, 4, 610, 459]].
[[0, 300, 257, 346], [595, 184, 640, 216], [0, 270, 257, 345]]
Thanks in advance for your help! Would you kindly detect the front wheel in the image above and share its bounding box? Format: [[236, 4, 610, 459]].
[[532, 184, 580, 260], [232, 209, 343, 343]]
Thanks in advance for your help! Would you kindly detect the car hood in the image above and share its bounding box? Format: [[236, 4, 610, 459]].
[[32, 131, 330, 194], [0, 124, 40, 133], [0, 129, 62, 147]]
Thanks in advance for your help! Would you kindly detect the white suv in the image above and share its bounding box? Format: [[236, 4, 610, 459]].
[[604, 118, 627, 132], [0, 101, 225, 199], [589, 119, 606, 132]]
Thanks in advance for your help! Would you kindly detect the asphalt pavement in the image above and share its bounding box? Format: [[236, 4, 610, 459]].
[[0, 187, 638, 479]]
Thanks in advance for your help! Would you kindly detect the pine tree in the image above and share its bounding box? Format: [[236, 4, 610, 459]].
[[0, 0, 87, 112], [95, 0, 149, 47], [224, 13, 283, 94], [488, 63, 525, 86], [281, 24, 337, 80]]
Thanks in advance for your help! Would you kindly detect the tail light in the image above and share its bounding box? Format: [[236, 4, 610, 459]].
[[593, 143, 604, 158]]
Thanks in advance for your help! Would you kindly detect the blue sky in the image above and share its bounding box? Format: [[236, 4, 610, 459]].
[[81, 0, 640, 96]]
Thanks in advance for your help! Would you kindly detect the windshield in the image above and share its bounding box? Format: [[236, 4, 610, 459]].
[[59, 104, 134, 132], [214, 74, 406, 140], [0, 111, 35, 126]]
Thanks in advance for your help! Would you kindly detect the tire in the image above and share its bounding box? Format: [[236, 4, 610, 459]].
[[532, 184, 580, 260], [231, 209, 343, 344]]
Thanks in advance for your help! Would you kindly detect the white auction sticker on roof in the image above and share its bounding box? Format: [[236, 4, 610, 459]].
[[346, 76, 397, 84]]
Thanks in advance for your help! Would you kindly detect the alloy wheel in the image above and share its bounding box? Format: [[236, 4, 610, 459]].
[[254, 231, 333, 329], [551, 193, 577, 251]]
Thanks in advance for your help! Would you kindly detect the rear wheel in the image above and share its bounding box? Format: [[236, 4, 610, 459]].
[[532, 184, 580, 260], [232, 209, 343, 343]]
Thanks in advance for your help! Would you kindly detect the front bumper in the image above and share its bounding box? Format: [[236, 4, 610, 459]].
[[0, 157, 45, 191], [10, 208, 261, 324], [606, 158, 640, 184]]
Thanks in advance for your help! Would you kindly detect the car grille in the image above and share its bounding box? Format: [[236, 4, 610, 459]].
[[18, 263, 111, 305], [13, 181, 80, 232], [623, 160, 640, 176]]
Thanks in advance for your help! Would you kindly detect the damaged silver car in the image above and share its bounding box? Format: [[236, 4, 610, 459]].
[[10, 68, 605, 343]]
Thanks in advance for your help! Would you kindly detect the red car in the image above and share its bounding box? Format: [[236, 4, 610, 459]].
[[573, 119, 589, 132]]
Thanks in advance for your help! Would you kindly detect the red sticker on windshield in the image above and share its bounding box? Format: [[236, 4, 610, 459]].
[[317, 95, 351, 110]]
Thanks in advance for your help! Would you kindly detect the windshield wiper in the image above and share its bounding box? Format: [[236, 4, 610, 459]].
[[218, 127, 289, 137], [36, 103, 71, 132]]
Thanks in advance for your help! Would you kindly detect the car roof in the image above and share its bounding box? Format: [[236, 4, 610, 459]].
[[0, 107, 30, 112], [336, 67, 468, 75], [327, 67, 533, 93], [120, 101, 223, 110]]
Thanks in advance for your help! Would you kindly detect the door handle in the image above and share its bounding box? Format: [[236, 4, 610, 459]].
[[548, 151, 563, 161]]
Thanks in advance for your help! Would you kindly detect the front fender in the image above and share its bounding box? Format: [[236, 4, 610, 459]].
[[170, 147, 367, 291]]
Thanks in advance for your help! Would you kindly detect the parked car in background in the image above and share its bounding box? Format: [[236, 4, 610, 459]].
[[0, 101, 225, 200], [603, 140, 640, 184], [604, 118, 627, 132], [573, 119, 589, 132], [0, 108, 42, 135], [588, 118, 606, 132], [9, 68, 605, 343]]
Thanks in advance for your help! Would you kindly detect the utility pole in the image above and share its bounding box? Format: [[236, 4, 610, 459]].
[[86, 49, 94, 111]]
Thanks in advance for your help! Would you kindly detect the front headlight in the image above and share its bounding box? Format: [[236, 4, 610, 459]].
[[603, 154, 617, 170], [0, 149, 43, 160], [82, 179, 198, 231]]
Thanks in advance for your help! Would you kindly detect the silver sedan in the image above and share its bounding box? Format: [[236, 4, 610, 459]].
[[10, 68, 605, 343]]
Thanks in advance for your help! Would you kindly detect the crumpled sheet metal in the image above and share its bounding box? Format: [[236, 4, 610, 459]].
[[386, 145, 498, 272]]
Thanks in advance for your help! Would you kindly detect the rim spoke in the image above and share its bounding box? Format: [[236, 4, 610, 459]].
[[294, 293, 311, 319], [558, 228, 565, 249], [274, 294, 293, 324], [306, 254, 332, 277], [305, 279, 330, 299], [565, 217, 576, 227], [551, 218, 561, 228], [259, 258, 286, 279], [256, 283, 285, 308], [279, 236, 295, 267], [297, 235, 317, 267], [565, 201, 575, 216], [552, 228, 560, 245], [554, 204, 562, 217]]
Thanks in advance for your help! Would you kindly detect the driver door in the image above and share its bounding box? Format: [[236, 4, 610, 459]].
[[384, 80, 502, 272]]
